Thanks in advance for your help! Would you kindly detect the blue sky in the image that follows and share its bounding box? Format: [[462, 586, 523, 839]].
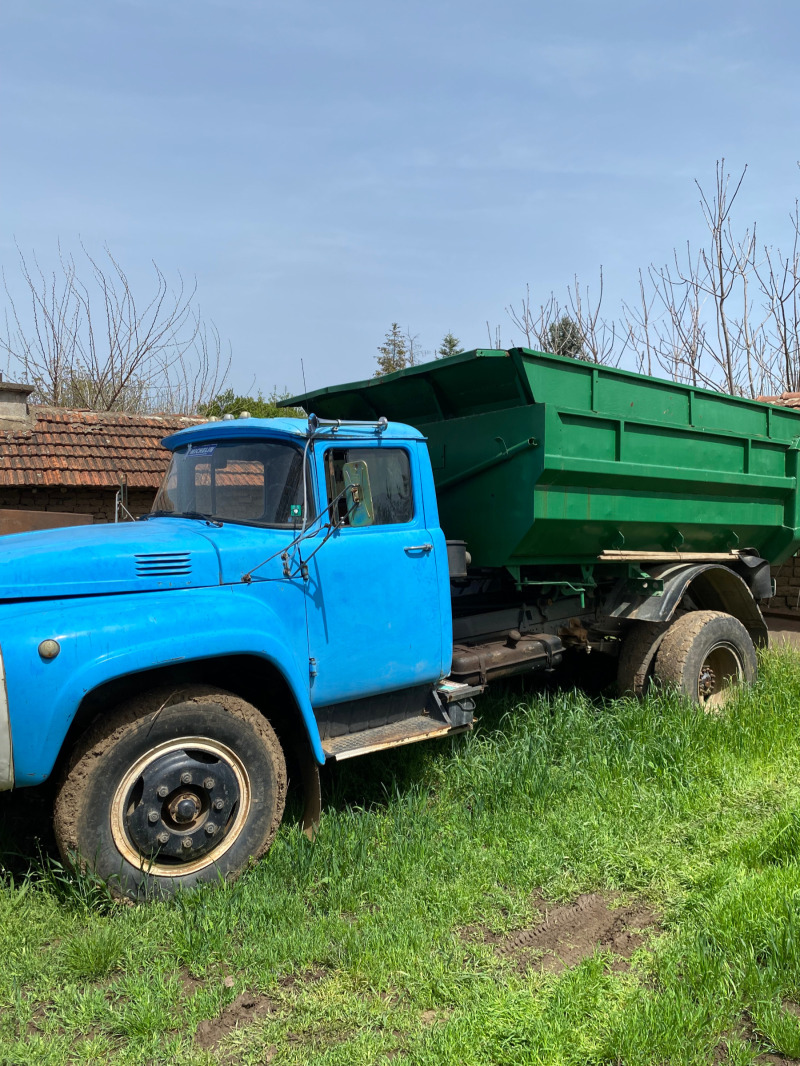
[[3, 0, 799, 398]]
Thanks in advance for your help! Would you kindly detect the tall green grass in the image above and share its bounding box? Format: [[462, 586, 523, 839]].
[[2, 648, 800, 1063]]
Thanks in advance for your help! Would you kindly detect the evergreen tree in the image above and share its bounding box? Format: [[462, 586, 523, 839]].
[[437, 332, 463, 359], [547, 316, 587, 360], [375, 323, 409, 376]]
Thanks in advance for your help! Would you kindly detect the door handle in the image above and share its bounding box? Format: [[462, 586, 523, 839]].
[[405, 543, 433, 553]]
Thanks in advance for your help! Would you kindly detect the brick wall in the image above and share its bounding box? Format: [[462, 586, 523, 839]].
[[0, 487, 157, 525], [769, 556, 800, 613]]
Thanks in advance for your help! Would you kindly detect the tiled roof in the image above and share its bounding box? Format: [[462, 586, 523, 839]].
[[755, 391, 800, 409], [0, 407, 205, 489]]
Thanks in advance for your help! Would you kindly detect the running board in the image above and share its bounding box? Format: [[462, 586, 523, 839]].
[[322, 713, 471, 762]]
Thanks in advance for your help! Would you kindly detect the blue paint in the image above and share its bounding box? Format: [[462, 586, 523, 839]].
[[2, 418, 453, 785], [304, 440, 446, 706]]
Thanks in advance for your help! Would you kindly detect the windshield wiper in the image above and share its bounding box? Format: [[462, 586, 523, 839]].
[[146, 510, 223, 527]]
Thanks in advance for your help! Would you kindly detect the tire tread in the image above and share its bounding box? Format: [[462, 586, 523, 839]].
[[53, 685, 286, 894]]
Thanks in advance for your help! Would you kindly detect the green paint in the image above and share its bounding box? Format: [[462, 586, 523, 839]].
[[285, 348, 800, 569]]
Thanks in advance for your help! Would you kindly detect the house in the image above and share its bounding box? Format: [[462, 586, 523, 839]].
[[0, 381, 205, 533]]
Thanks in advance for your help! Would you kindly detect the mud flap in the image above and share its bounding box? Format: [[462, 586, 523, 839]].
[[299, 743, 322, 840]]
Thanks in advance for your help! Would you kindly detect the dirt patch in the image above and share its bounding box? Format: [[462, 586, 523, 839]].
[[420, 1008, 451, 1026], [715, 1013, 800, 1064], [474, 893, 660, 974], [194, 991, 278, 1050], [278, 965, 327, 990], [27, 1001, 60, 1037], [179, 969, 205, 997]]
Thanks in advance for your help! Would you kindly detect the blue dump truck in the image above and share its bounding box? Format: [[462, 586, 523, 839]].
[[1, 349, 798, 898]]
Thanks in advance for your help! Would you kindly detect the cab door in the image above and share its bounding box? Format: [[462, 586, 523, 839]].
[[303, 441, 445, 708]]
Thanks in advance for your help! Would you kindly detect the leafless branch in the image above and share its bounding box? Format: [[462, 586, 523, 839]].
[[0, 243, 230, 413]]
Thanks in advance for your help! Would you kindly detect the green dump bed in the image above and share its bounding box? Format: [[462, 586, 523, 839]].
[[284, 349, 800, 569]]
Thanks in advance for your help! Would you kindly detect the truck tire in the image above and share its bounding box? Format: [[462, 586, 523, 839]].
[[53, 686, 287, 900], [653, 610, 757, 710], [617, 622, 670, 697]]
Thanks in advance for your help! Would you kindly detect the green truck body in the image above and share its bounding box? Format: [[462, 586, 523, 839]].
[[286, 348, 800, 571]]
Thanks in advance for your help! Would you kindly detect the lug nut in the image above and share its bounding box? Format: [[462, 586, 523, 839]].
[[181, 837, 193, 850], [156, 785, 169, 798], [157, 832, 169, 845], [213, 798, 224, 810], [205, 823, 217, 836], [180, 772, 192, 784], [203, 777, 215, 790], [147, 810, 159, 824]]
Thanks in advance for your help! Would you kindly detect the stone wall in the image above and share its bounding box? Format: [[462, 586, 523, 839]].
[[0, 487, 157, 526]]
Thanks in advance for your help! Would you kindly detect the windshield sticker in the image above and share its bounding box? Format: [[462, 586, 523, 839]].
[[187, 444, 217, 456]]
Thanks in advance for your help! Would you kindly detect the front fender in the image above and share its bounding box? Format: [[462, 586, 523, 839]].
[[4, 585, 324, 787]]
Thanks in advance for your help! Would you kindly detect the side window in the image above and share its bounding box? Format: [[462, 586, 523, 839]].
[[325, 447, 413, 526]]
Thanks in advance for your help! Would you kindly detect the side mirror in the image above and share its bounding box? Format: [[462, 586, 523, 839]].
[[342, 460, 374, 527]]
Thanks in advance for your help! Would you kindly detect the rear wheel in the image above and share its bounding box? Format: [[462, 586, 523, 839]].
[[617, 621, 670, 697], [54, 687, 286, 899], [653, 610, 756, 710]]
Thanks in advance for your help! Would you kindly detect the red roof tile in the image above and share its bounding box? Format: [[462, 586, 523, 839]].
[[755, 391, 800, 409], [0, 407, 206, 489]]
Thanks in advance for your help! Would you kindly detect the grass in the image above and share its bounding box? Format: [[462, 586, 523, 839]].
[[3, 649, 800, 1063]]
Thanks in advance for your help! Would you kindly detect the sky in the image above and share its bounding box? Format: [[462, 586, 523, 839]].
[[3, 0, 800, 400]]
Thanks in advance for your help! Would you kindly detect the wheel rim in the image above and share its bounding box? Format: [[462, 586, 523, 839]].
[[110, 736, 251, 877], [697, 641, 744, 709]]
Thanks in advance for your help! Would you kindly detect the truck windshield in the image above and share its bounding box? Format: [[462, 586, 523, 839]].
[[152, 440, 311, 527]]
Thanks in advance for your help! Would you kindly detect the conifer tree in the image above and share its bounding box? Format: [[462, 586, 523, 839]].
[[437, 332, 463, 359], [547, 316, 587, 360], [375, 323, 409, 376]]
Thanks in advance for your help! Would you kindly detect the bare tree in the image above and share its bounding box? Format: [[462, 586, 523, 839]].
[[566, 269, 619, 365], [485, 321, 503, 349], [506, 271, 618, 365], [403, 327, 431, 366], [622, 162, 776, 397], [752, 201, 800, 394], [506, 285, 561, 351], [501, 162, 800, 398], [1, 243, 229, 413]]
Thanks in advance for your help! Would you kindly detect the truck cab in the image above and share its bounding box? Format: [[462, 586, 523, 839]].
[[155, 415, 454, 708], [0, 415, 472, 898]]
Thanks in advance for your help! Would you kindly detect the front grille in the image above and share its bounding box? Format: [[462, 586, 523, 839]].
[[135, 552, 192, 578]]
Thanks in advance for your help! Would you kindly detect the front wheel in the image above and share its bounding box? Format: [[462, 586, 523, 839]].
[[653, 610, 757, 710], [54, 687, 286, 899]]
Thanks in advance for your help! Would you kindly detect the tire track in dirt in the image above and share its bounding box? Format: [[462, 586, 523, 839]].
[[466, 892, 661, 973], [194, 991, 278, 1050]]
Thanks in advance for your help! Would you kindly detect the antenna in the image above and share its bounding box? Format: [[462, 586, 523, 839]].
[[301, 358, 307, 392]]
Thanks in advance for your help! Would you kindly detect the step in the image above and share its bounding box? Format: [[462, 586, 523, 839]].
[[322, 713, 471, 762], [436, 679, 485, 702]]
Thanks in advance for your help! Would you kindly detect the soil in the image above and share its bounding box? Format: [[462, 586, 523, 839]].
[[179, 969, 205, 997], [27, 1001, 58, 1037], [714, 1012, 800, 1064], [420, 1008, 451, 1026], [194, 991, 279, 1050], [470, 892, 661, 974], [278, 965, 327, 990]]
